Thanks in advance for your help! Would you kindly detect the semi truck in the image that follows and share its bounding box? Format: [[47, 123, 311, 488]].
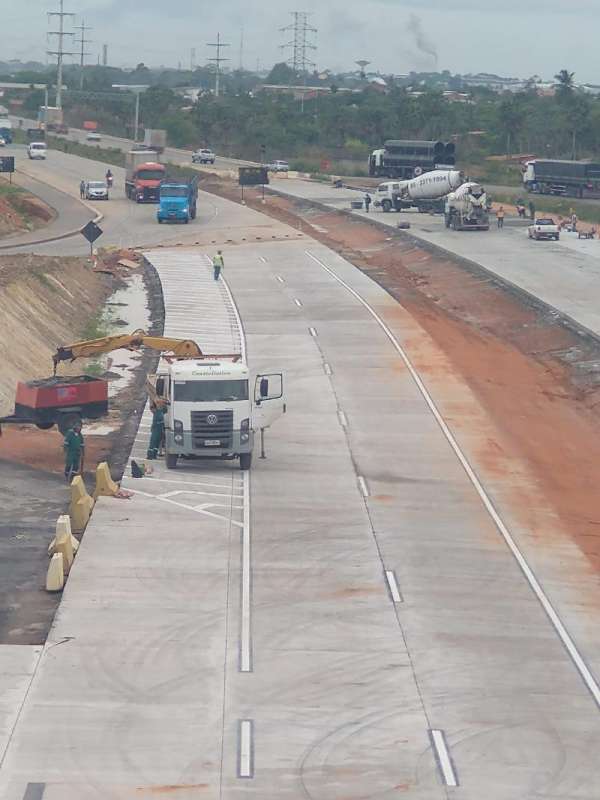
[[143, 129, 167, 154], [523, 159, 600, 198], [444, 182, 490, 231], [38, 106, 68, 134], [125, 150, 166, 202], [375, 169, 464, 213], [368, 140, 456, 179], [157, 178, 198, 223]]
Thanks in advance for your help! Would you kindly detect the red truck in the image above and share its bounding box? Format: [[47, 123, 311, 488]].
[[125, 149, 166, 203], [0, 376, 108, 435]]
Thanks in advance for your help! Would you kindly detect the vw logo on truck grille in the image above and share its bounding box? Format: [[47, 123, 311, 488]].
[[206, 414, 218, 426]]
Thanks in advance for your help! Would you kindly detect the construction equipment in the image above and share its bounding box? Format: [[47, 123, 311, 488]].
[[52, 329, 210, 371], [444, 182, 490, 231], [375, 169, 464, 214]]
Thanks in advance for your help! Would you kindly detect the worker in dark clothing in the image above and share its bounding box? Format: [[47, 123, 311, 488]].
[[147, 401, 166, 459], [529, 201, 536, 220], [79, 180, 86, 199], [364, 193, 372, 213], [64, 422, 84, 482]]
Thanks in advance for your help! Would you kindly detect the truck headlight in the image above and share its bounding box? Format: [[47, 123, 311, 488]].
[[174, 434, 183, 444], [240, 418, 250, 443], [182, 206, 188, 214]]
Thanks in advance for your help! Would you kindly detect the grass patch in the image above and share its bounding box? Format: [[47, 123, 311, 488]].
[[36, 273, 58, 292], [46, 136, 126, 168]]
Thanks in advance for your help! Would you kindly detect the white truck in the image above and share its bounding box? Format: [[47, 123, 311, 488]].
[[444, 182, 490, 231], [154, 356, 285, 470], [143, 129, 167, 154], [528, 217, 560, 241], [376, 170, 464, 213]]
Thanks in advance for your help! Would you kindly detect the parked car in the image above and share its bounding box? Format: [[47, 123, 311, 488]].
[[267, 160, 290, 172], [28, 142, 47, 160], [192, 148, 216, 164], [528, 217, 560, 241], [85, 180, 109, 201], [86, 131, 101, 142]]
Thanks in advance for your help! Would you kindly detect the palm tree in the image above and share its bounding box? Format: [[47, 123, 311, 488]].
[[554, 69, 575, 99]]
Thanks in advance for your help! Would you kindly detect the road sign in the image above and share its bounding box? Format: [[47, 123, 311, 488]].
[[0, 156, 15, 174], [239, 167, 269, 187], [81, 221, 103, 254]]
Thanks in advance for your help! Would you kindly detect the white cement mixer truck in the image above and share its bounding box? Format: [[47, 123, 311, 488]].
[[444, 182, 490, 231], [375, 169, 464, 214]]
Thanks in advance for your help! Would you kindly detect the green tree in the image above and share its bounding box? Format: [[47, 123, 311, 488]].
[[554, 69, 575, 100], [266, 63, 297, 85]]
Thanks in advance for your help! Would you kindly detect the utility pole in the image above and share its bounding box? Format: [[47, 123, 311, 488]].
[[190, 47, 196, 72], [207, 33, 230, 98], [74, 20, 92, 90], [47, 0, 75, 110], [102, 44, 108, 66], [239, 26, 244, 71], [280, 12, 317, 112]]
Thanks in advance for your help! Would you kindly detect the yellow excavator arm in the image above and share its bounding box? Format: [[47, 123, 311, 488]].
[[52, 328, 205, 371]]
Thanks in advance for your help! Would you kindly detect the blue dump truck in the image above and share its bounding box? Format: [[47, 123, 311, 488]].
[[157, 177, 198, 223]]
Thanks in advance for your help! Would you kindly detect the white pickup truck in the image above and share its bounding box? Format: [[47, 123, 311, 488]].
[[528, 217, 560, 241]]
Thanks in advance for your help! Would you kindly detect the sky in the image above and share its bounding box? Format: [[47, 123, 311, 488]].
[[2, 0, 600, 82]]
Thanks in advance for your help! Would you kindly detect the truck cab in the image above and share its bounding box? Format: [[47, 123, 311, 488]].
[[157, 181, 197, 223], [155, 359, 285, 470]]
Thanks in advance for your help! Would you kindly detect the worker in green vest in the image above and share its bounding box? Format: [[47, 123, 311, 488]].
[[64, 421, 84, 482], [147, 400, 166, 459], [212, 250, 224, 281]]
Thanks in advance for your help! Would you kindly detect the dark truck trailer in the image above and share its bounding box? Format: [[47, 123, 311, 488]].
[[369, 140, 456, 179], [524, 159, 600, 198], [0, 376, 108, 435]]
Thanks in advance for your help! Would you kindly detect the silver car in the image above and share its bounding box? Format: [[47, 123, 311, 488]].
[[85, 180, 109, 200]]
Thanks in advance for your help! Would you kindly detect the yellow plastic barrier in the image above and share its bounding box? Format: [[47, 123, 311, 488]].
[[48, 515, 79, 556], [69, 475, 95, 533], [94, 462, 120, 499], [46, 553, 65, 592]]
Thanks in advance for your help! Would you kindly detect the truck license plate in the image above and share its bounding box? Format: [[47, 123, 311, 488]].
[[204, 439, 220, 446]]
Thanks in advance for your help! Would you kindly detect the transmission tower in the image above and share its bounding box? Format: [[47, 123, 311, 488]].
[[74, 20, 93, 90], [207, 33, 230, 97], [281, 12, 317, 76], [47, 0, 75, 109]]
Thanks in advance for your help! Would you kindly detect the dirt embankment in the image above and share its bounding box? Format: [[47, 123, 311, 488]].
[[202, 176, 600, 574], [0, 184, 55, 237]]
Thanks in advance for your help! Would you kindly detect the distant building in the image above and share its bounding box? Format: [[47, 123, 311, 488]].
[[257, 84, 355, 100]]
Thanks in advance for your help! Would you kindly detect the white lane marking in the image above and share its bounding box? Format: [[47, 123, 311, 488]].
[[276, 275, 285, 283], [323, 362, 332, 376], [430, 729, 458, 787], [127, 488, 243, 528], [309, 326, 317, 337], [337, 409, 348, 428], [385, 570, 402, 603], [294, 298, 303, 307], [259, 256, 267, 263], [122, 475, 236, 490], [240, 470, 252, 672], [160, 489, 243, 500], [357, 476, 369, 497], [238, 719, 254, 778], [305, 249, 600, 709]]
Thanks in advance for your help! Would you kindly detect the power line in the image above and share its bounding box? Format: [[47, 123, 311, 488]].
[[207, 33, 230, 98], [74, 19, 93, 90], [47, 0, 75, 109], [280, 11, 317, 75]]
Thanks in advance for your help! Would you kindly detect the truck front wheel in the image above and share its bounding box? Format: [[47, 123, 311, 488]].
[[166, 453, 178, 469], [381, 200, 392, 213], [239, 452, 252, 471]]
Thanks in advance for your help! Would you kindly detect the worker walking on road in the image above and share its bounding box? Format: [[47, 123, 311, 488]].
[[79, 180, 86, 199], [147, 400, 166, 460], [364, 193, 372, 213], [63, 421, 84, 483], [529, 201, 536, 220], [571, 212, 578, 232], [496, 205, 505, 229], [213, 250, 224, 281]]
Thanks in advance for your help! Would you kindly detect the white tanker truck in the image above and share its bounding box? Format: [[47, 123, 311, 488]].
[[375, 169, 464, 214], [444, 182, 490, 231]]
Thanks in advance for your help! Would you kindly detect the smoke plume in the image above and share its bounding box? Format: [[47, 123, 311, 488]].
[[407, 14, 438, 68]]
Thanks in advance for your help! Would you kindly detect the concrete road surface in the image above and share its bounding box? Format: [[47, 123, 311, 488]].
[[2, 239, 600, 798], [272, 178, 600, 338]]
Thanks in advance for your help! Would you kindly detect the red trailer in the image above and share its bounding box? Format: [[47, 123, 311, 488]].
[[0, 376, 108, 435]]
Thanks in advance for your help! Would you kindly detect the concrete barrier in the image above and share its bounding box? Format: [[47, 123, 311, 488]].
[[48, 515, 79, 556], [94, 462, 120, 499], [46, 553, 65, 592], [54, 530, 74, 572], [69, 476, 95, 533]]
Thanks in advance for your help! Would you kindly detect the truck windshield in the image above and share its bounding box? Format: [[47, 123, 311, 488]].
[[137, 169, 165, 180], [174, 380, 249, 402], [161, 187, 188, 197]]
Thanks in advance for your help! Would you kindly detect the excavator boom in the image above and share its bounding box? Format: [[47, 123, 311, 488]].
[[52, 329, 205, 371]]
